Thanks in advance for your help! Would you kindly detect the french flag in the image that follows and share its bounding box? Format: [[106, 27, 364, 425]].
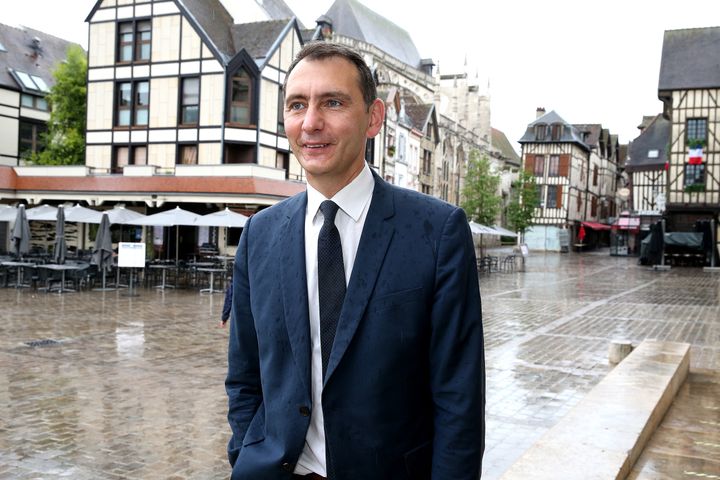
[[688, 147, 703, 165]]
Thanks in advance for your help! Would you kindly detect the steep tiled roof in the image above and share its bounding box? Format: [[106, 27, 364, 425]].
[[518, 110, 589, 150], [0, 23, 79, 92], [573, 124, 603, 148], [404, 103, 433, 131], [324, 0, 422, 69], [491, 128, 520, 167], [231, 19, 290, 62], [659, 26, 720, 91], [259, 0, 304, 29], [179, 0, 236, 62], [626, 114, 670, 172], [638, 115, 656, 130]]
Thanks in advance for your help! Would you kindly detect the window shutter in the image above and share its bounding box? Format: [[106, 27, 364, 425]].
[[559, 155, 570, 176], [525, 154, 535, 174], [556, 185, 563, 208]]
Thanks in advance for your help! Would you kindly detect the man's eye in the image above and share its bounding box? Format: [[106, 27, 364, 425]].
[[326, 99, 341, 107], [288, 103, 305, 111]]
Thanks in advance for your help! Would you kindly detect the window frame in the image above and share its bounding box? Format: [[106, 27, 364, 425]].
[[685, 117, 708, 145], [684, 163, 705, 187], [227, 68, 254, 126], [533, 155, 545, 176], [177, 144, 199, 165], [535, 124, 547, 141], [547, 185, 558, 207], [548, 155, 560, 176], [117, 19, 152, 64], [179, 77, 200, 126], [115, 80, 150, 128], [18, 120, 47, 159], [112, 145, 148, 173]]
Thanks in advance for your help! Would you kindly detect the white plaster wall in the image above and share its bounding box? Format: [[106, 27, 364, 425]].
[[86, 82, 114, 131], [152, 15, 181, 63], [148, 143, 175, 169], [199, 143, 221, 165], [0, 117, 18, 157], [89, 22, 116, 68], [199, 74, 224, 126], [149, 77, 178, 128], [181, 17, 202, 60]]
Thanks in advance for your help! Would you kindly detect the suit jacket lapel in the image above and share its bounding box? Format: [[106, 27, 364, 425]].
[[280, 193, 312, 398], [325, 173, 395, 384]]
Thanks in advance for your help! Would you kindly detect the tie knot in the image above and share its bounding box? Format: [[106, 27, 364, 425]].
[[319, 200, 340, 226]]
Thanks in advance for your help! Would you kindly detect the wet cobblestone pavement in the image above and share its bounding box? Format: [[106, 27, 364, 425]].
[[0, 250, 718, 479]]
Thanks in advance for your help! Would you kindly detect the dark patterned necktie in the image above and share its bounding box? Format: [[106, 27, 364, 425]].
[[318, 200, 346, 379]]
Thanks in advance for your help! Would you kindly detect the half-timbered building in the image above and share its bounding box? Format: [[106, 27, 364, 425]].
[[658, 26, 720, 237], [0, 24, 78, 166], [519, 109, 591, 251], [626, 114, 669, 218]]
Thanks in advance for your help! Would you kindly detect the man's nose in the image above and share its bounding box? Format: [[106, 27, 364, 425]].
[[301, 104, 323, 132]]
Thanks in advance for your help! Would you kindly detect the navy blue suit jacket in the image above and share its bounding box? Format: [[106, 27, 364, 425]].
[[226, 172, 485, 479]]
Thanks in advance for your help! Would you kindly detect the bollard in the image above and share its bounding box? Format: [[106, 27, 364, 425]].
[[609, 340, 634, 364]]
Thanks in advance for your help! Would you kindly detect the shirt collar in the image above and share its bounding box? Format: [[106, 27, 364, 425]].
[[306, 163, 375, 222]]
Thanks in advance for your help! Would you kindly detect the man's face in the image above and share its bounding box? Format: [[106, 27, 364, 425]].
[[283, 56, 384, 196]]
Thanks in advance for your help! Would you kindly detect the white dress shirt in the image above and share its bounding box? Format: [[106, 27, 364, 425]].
[[295, 163, 375, 476]]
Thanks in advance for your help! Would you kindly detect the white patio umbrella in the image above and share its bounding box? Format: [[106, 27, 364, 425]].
[[65, 204, 104, 224], [25, 204, 58, 221], [468, 221, 502, 235], [105, 206, 146, 225], [195, 208, 248, 228], [132, 207, 200, 263], [492, 225, 519, 238], [0, 205, 17, 222], [91, 212, 114, 290]]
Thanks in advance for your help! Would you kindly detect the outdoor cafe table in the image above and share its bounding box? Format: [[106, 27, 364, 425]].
[[39, 263, 81, 293], [197, 267, 225, 294], [148, 263, 176, 290], [1, 261, 36, 288]]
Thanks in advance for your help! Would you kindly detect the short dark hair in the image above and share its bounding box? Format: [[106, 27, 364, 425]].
[[283, 42, 377, 110]]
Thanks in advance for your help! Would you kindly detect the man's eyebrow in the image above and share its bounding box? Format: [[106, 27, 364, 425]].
[[284, 90, 354, 106]]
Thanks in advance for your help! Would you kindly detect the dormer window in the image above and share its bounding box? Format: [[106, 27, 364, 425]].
[[551, 123, 562, 141], [648, 149, 659, 159], [228, 68, 253, 125], [535, 124, 547, 141]]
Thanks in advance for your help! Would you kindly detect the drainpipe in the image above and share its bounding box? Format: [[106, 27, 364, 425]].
[[712, 218, 717, 268]]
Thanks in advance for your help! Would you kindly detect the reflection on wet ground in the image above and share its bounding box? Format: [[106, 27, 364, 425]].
[[0, 249, 718, 479]]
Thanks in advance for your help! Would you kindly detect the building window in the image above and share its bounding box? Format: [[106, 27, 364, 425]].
[[686, 118, 707, 144], [277, 89, 285, 135], [113, 145, 147, 173], [422, 149, 432, 175], [421, 184, 432, 195], [398, 133, 406, 163], [551, 123, 562, 141], [593, 166, 598, 186], [547, 185, 558, 207], [21, 94, 49, 111], [535, 124, 546, 141], [116, 81, 149, 127], [591, 197, 598, 216], [177, 144, 198, 165], [180, 77, 199, 125], [276, 151, 290, 179], [229, 68, 253, 125], [225, 143, 254, 164], [365, 138, 375, 165], [19, 121, 47, 159], [536, 185, 544, 207], [118, 20, 151, 63], [533, 155, 545, 176], [548, 155, 559, 176], [684, 163, 705, 187]]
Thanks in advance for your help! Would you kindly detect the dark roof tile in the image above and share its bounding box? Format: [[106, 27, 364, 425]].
[[659, 26, 720, 91]]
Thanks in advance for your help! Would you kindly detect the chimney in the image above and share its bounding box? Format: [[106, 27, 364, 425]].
[[536, 107, 546, 119]]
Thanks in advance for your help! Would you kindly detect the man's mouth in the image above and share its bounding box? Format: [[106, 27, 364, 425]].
[[303, 143, 330, 149]]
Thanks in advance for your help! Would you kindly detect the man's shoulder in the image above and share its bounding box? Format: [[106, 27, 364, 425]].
[[382, 181, 458, 218], [248, 190, 306, 225]]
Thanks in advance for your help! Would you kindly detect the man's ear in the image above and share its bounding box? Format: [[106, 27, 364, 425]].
[[366, 98, 386, 138]]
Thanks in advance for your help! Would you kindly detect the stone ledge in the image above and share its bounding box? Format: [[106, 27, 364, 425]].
[[499, 340, 690, 480]]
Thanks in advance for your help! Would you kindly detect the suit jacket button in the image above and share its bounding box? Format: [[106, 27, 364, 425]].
[[281, 462, 294, 472], [299, 406, 311, 416]]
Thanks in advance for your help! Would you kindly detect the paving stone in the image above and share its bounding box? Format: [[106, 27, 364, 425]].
[[1, 250, 718, 479]]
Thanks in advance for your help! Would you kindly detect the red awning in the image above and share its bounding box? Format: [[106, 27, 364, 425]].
[[581, 221, 611, 231], [612, 217, 640, 231]]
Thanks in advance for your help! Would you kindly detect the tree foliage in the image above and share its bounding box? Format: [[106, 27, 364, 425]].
[[505, 170, 538, 238], [31, 44, 87, 165], [461, 150, 501, 226]]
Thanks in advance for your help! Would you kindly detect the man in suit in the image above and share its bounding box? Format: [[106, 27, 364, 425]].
[[226, 42, 485, 480]]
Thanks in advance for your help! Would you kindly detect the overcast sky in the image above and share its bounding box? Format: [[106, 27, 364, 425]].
[[5, 0, 719, 151]]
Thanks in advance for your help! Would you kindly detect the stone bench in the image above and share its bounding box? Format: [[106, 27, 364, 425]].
[[500, 340, 690, 480]]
